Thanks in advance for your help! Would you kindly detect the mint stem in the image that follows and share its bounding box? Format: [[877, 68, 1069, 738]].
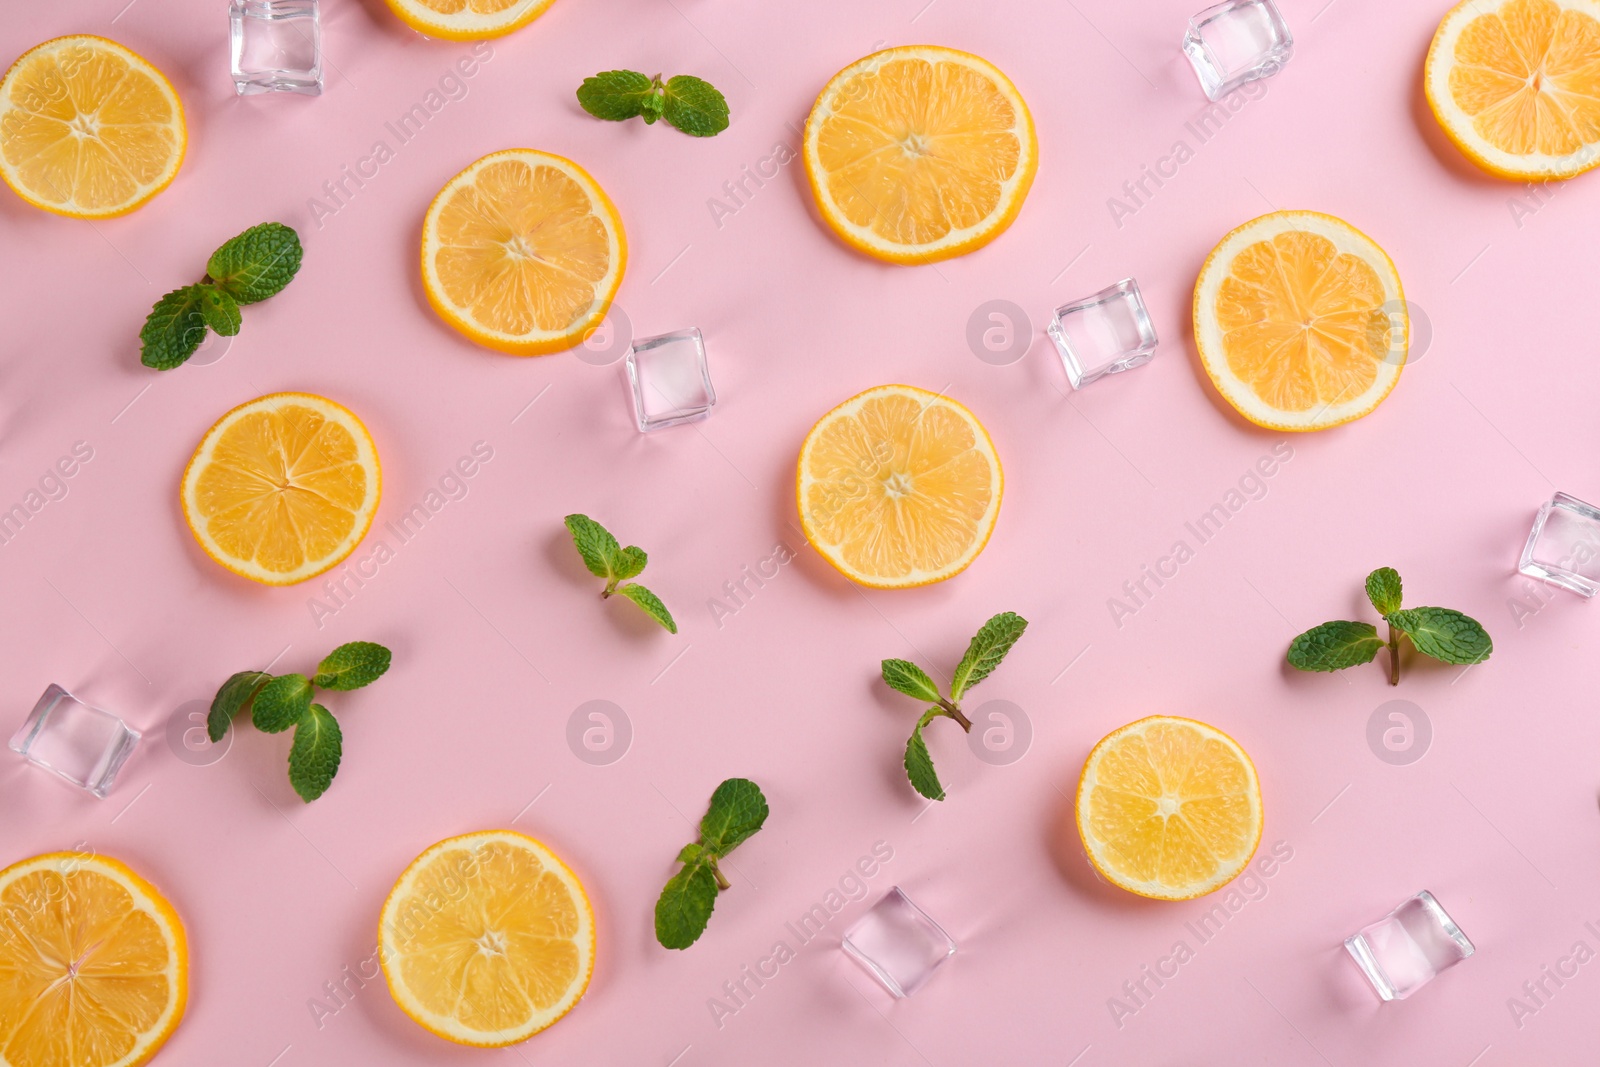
[[710, 858, 729, 891], [1387, 622, 1400, 686], [938, 698, 974, 733]]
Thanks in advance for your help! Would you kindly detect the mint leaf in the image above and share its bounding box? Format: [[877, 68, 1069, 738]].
[[1389, 607, 1493, 665], [1286, 621, 1384, 672], [577, 69, 655, 121], [655, 859, 719, 949], [614, 546, 648, 582], [206, 222, 303, 305], [207, 670, 271, 742], [287, 703, 342, 802], [1365, 567, 1403, 616], [140, 285, 210, 369], [699, 778, 768, 857], [881, 659, 942, 703], [905, 708, 946, 801], [252, 673, 313, 733], [949, 612, 1029, 701], [618, 583, 677, 633], [661, 75, 729, 137], [314, 641, 392, 690], [198, 286, 241, 337], [565, 513, 621, 580], [640, 92, 664, 124]]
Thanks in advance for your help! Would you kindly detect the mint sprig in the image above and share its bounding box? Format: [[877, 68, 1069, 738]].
[[140, 222, 303, 370], [206, 641, 391, 801], [881, 612, 1028, 801], [564, 514, 677, 633], [655, 778, 768, 949], [577, 70, 730, 137], [1287, 567, 1492, 685]]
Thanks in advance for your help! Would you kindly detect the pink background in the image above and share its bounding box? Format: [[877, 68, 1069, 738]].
[[3, 0, 1599, 1062]]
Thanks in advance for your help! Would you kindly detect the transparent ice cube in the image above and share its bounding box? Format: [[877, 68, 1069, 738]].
[[1183, 0, 1293, 101], [841, 886, 956, 998], [1345, 890, 1474, 1001], [230, 0, 323, 96], [9, 685, 140, 798], [1047, 278, 1159, 389], [626, 327, 716, 432], [1519, 492, 1600, 597]]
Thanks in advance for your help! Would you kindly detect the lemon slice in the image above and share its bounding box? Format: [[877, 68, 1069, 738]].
[[0, 852, 188, 1067], [0, 35, 185, 218], [379, 830, 595, 1047], [181, 393, 381, 586], [802, 45, 1037, 263], [1076, 716, 1263, 901], [1193, 210, 1407, 432], [383, 0, 557, 40], [1426, 0, 1600, 180], [797, 384, 1002, 588], [421, 149, 626, 356]]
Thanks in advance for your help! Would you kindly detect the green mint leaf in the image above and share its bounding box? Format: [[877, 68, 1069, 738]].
[[198, 286, 242, 337], [564, 513, 621, 580], [699, 778, 769, 857], [654, 858, 719, 949], [206, 222, 303, 305], [207, 670, 271, 742], [252, 673, 313, 733], [618, 583, 677, 633], [1389, 607, 1493, 665], [577, 69, 655, 121], [613, 546, 648, 582], [640, 92, 665, 124], [661, 75, 729, 137], [949, 612, 1029, 701], [905, 708, 946, 801], [287, 703, 342, 802], [139, 285, 210, 370], [1286, 621, 1383, 672], [1365, 567, 1403, 616], [677, 842, 707, 864], [313, 641, 392, 690], [881, 659, 943, 703]]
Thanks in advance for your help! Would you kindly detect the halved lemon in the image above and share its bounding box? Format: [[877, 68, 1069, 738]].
[[383, 0, 557, 40], [0, 36, 185, 218], [0, 851, 188, 1067], [421, 149, 626, 355], [379, 830, 595, 1047], [1193, 210, 1407, 432], [1426, 0, 1600, 180], [797, 384, 1002, 588], [802, 45, 1037, 264], [1076, 716, 1263, 901], [181, 393, 381, 586]]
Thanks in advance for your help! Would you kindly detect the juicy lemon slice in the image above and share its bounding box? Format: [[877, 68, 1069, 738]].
[[1076, 716, 1264, 901], [802, 45, 1037, 263], [180, 393, 381, 586], [0, 852, 188, 1067], [383, 0, 557, 40], [0, 36, 185, 218], [1426, 0, 1600, 180], [379, 830, 595, 1047], [797, 384, 1003, 588], [1193, 210, 1407, 432], [421, 148, 626, 356]]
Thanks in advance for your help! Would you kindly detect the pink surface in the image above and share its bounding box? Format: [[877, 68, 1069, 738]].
[[2, 0, 1599, 1063]]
